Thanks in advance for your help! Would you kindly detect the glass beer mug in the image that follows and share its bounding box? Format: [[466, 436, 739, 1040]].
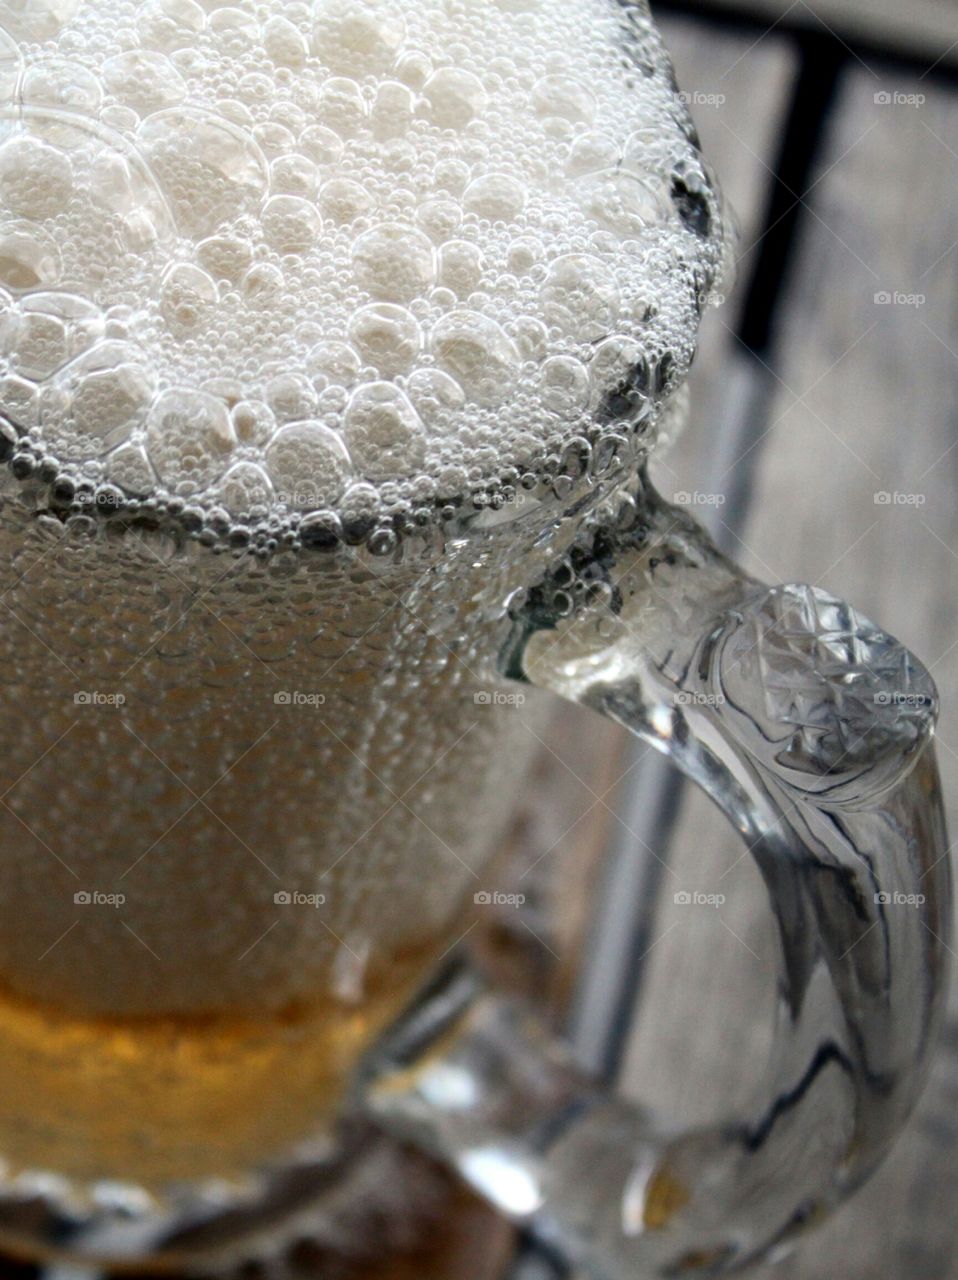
[[0, 0, 948, 1274]]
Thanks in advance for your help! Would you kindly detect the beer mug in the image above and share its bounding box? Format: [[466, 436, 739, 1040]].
[[0, 0, 948, 1275]]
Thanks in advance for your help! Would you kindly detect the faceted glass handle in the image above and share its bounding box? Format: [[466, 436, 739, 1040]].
[[364, 473, 952, 1277]]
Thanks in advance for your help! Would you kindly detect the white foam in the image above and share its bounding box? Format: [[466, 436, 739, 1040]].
[[0, 0, 728, 526]]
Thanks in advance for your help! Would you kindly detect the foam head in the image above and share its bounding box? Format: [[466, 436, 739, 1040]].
[[0, 0, 729, 545]]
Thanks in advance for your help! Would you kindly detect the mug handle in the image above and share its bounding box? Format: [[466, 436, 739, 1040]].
[[363, 470, 952, 1277]]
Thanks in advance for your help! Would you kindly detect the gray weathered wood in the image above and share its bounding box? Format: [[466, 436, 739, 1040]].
[[679, 0, 958, 71]]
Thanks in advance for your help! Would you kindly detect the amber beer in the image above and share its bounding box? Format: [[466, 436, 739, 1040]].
[[0, 518, 533, 1188]]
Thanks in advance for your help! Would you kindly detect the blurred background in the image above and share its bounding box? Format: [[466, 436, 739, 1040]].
[[501, 2, 958, 1278]]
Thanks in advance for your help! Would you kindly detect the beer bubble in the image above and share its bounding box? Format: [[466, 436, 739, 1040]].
[[340, 479, 382, 541], [263, 16, 309, 70], [299, 125, 343, 167], [348, 303, 421, 377], [532, 75, 597, 123], [208, 7, 259, 54], [197, 234, 253, 283], [138, 109, 269, 237], [395, 50, 431, 90], [462, 173, 526, 221], [351, 223, 435, 303], [6, 292, 103, 381], [0, 136, 73, 222], [137, 0, 206, 54], [44, 341, 157, 456], [0, 28, 18, 105], [316, 77, 367, 139], [214, 460, 274, 515], [371, 81, 415, 141], [105, 440, 156, 495], [437, 240, 483, 297], [101, 51, 188, 116], [311, 1, 406, 76], [146, 387, 237, 495], [21, 61, 102, 116], [264, 420, 352, 511], [265, 372, 318, 424], [317, 176, 370, 224], [306, 340, 361, 391], [0, 221, 61, 289], [405, 368, 465, 424], [540, 254, 620, 340], [241, 261, 284, 300], [0, 371, 36, 427], [423, 68, 487, 128], [0, 0, 80, 41], [261, 194, 322, 254], [567, 132, 620, 176], [231, 399, 276, 446], [576, 168, 672, 238], [431, 310, 519, 407], [160, 263, 218, 334], [343, 382, 425, 480], [540, 355, 589, 418], [269, 154, 319, 199]]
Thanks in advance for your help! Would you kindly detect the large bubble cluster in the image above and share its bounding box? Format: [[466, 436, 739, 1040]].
[[0, 0, 728, 549]]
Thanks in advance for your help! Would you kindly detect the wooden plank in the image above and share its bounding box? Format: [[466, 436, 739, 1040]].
[[678, 0, 958, 71], [621, 65, 958, 1279]]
